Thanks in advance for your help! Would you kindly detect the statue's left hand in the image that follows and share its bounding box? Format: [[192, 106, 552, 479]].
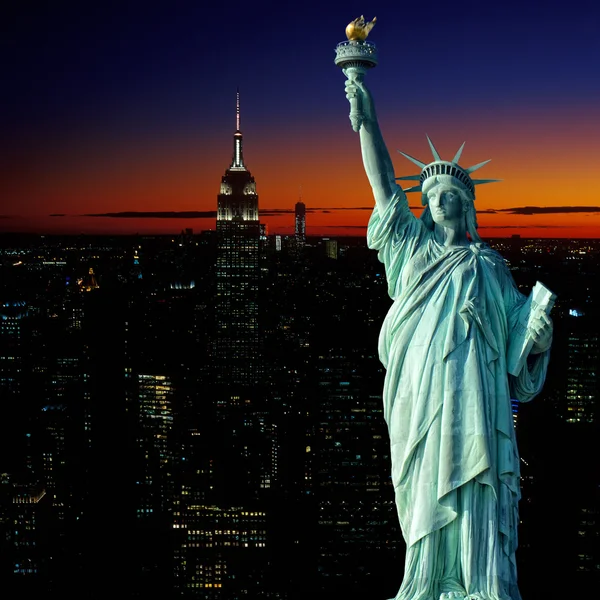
[[529, 311, 553, 354]]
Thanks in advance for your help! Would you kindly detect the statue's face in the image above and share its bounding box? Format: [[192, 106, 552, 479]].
[[426, 185, 465, 228]]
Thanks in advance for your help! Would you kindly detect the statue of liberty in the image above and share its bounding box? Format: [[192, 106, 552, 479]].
[[339, 25, 554, 600]]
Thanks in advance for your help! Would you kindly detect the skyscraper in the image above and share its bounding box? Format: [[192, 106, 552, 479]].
[[214, 91, 260, 396], [134, 373, 174, 519], [314, 347, 398, 594], [565, 309, 598, 423], [172, 92, 277, 597], [295, 201, 306, 248]]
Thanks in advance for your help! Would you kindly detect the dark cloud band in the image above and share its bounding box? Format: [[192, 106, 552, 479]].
[[78, 206, 419, 219], [58, 205, 600, 220], [480, 206, 600, 215]]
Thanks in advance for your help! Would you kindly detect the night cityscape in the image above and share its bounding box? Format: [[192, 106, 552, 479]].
[[1, 110, 599, 597], [3, 3, 600, 597]]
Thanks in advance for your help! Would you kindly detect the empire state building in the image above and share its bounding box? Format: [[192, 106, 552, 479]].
[[214, 92, 260, 394]]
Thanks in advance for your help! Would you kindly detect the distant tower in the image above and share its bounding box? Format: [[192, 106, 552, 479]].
[[178, 94, 271, 595], [0, 301, 29, 474], [215, 90, 260, 394], [325, 239, 338, 260], [0, 301, 28, 399], [135, 373, 174, 517], [132, 247, 142, 280], [295, 198, 306, 248]]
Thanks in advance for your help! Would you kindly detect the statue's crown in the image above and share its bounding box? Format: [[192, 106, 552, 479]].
[[395, 136, 500, 203]]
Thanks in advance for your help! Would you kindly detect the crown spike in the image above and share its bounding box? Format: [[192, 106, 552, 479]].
[[395, 175, 421, 181], [426, 135, 442, 161], [397, 150, 426, 169], [452, 142, 466, 164], [403, 185, 423, 193], [465, 159, 491, 174]]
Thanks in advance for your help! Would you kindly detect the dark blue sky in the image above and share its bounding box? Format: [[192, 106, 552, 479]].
[[5, 1, 600, 139]]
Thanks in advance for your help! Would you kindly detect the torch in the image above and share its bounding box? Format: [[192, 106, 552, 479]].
[[334, 16, 378, 132]]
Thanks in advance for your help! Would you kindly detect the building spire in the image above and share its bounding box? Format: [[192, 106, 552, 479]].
[[230, 88, 246, 170]]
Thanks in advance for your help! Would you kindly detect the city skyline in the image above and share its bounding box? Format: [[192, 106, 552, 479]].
[[1, 232, 598, 596], [3, 1, 600, 238]]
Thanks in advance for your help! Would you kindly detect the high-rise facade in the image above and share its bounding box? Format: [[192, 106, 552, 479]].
[[295, 201, 306, 248], [324, 239, 338, 260], [214, 91, 260, 395], [314, 347, 398, 594], [134, 373, 174, 519], [565, 310, 598, 423], [0, 301, 27, 405], [172, 93, 277, 597]]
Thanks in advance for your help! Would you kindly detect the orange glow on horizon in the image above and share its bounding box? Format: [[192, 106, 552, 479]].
[[3, 106, 600, 238]]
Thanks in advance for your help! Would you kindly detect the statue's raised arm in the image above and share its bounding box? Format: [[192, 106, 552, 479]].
[[344, 76, 402, 211], [335, 16, 402, 213]]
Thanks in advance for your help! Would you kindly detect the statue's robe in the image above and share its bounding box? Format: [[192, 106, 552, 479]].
[[367, 192, 550, 600]]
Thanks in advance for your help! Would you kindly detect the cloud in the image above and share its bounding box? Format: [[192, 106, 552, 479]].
[[83, 211, 218, 219], [63, 205, 600, 221], [479, 225, 571, 229], [321, 225, 367, 229], [310, 207, 374, 211], [259, 209, 294, 215], [262, 206, 425, 216], [261, 205, 594, 216], [73, 205, 422, 220], [480, 206, 600, 216], [79, 207, 380, 219], [262, 207, 376, 214], [263, 205, 596, 216]]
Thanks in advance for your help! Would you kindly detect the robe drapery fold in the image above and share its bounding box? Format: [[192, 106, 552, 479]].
[[367, 191, 550, 600]]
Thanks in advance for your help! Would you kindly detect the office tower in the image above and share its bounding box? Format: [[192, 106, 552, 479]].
[[174, 503, 268, 597], [0, 300, 36, 479], [212, 87, 273, 509], [295, 201, 306, 247], [3, 481, 48, 581], [314, 348, 398, 595], [560, 308, 600, 583], [131, 246, 143, 281], [324, 239, 338, 260], [0, 300, 27, 400], [129, 371, 176, 594], [214, 90, 260, 395], [172, 92, 277, 597], [134, 373, 174, 519], [565, 309, 599, 423], [81, 288, 134, 593], [28, 305, 90, 532]]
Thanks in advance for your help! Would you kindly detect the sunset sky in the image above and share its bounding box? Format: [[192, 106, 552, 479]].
[[3, 1, 600, 237]]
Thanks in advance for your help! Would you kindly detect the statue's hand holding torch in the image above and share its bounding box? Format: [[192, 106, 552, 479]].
[[335, 16, 378, 132], [344, 70, 374, 131]]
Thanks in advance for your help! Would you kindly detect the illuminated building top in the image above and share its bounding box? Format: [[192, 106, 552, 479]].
[[230, 89, 245, 171], [218, 90, 258, 222]]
